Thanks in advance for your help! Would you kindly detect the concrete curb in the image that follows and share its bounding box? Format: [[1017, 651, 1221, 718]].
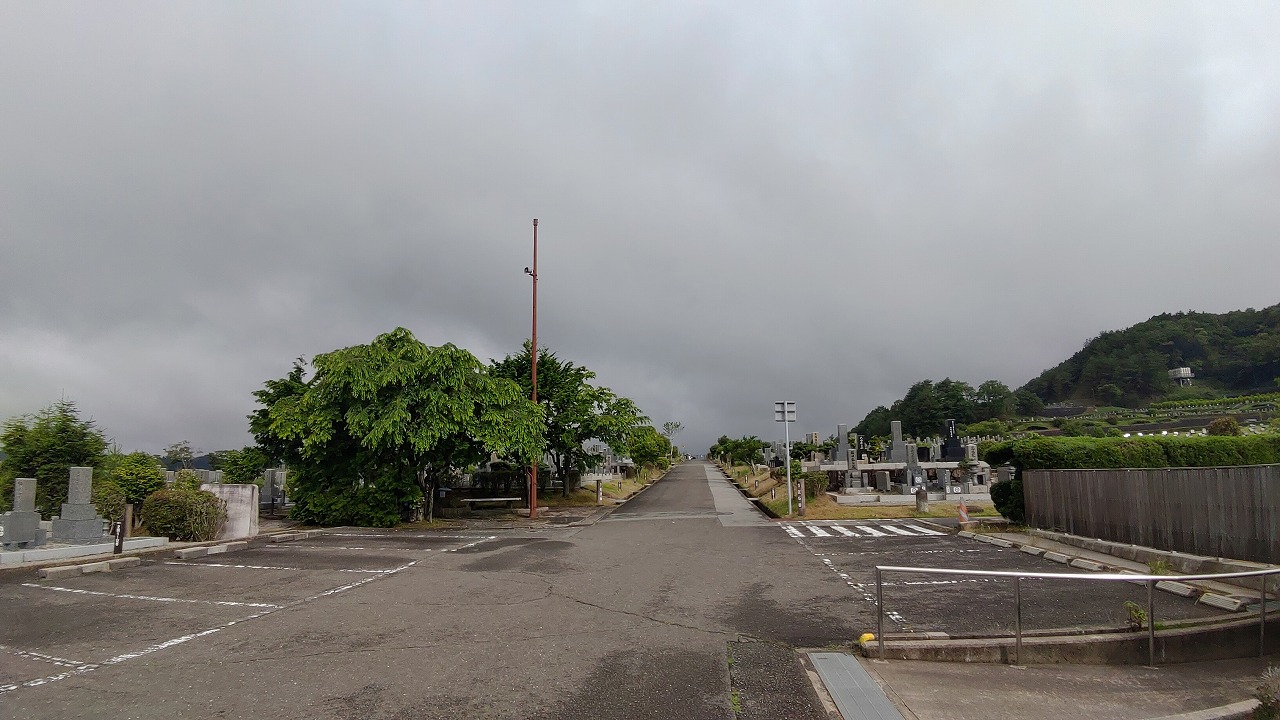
[[958, 532, 1254, 612], [1146, 699, 1258, 720], [37, 556, 141, 579]]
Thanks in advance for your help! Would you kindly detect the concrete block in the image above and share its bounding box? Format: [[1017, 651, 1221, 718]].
[[1156, 580, 1199, 598], [223, 541, 249, 552], [1019, 546, 1045, 557], [175, 547, 209, 559], [987, 538, 1014, 548], [1043, 552, 1072, 564], [108, 557, 141, 570], [79, 561, 112, 574], [957, 531, 976, 539], [271, 533, 298, 543], [122, 537, 167, 551], [1070, 559, 1106, 571], [38, 565, 83, 580], [1198, 593, 1246, 612], [206, 545, 228, 555], [199, 484, 259, 540]]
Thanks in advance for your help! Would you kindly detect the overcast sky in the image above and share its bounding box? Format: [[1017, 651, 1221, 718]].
[[2, 2, 1278, 456]]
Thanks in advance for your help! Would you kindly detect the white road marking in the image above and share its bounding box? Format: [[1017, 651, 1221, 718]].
[[0, 646, 86, 669], [855, 525, 888, 537], [879, 525, 919, 536], [831, 526, 858, 537], [163, 562, 391, 574], [1, 559, 420, 697], [902, 523, 946, 536], [21, 584, 280, 608], [783, 526, 805, 538], [807, 527, 832, 537]]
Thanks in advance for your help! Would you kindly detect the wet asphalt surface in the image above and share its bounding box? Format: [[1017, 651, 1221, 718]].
[[0, 461, 1225, 719]]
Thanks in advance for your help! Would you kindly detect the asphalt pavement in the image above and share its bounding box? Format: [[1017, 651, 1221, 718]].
[[0, 461, 1271, 719]]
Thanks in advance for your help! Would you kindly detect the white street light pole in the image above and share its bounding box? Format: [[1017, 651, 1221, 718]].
[[774, 401, 796, 516]]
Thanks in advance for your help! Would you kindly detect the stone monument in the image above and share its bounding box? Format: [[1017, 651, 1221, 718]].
[[0, 477, 46, 549], [51, 467, 107, 543]]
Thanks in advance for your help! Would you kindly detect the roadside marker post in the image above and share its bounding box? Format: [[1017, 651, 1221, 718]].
[[774, 401, 797, 516], [958, 497, 970, 524]]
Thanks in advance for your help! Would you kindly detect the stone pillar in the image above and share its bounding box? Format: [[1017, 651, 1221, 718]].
[[890, 421, 906, 463], [0, 477, 45, 549], [51, 467, 106, 543]]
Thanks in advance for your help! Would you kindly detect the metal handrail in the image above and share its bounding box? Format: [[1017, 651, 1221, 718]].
[[874, 564, 1280, 667]]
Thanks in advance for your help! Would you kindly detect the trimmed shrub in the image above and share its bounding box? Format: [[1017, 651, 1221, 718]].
[[1206, 417, 1241, 436], [989, 477, 1024, 524], [111, 452, 166, 504], [140, 488, 227, 541]]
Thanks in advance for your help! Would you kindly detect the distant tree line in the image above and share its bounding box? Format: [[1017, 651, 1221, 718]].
[[854, 379, 1043, 439]]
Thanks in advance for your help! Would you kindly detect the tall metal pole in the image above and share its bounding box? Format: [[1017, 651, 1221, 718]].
[[785, 417, 793, 516], [529, 219, 539, 520]]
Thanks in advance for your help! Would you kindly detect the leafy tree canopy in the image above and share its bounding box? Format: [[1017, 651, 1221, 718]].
[[854, 379, 1015, 439], [251, 328, 544, 526], [626, 425, 670, 468], [491, 344, 645, 496], [708, 435, 768, 466], [111, 451, 166, 504], [0, 400, 109, 516]]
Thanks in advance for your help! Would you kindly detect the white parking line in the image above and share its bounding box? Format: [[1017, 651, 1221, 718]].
[[0, 646, 86, 669], [21, 584, 280, 609], [163, 562, 392, 574], [1, 559, 421, 697]]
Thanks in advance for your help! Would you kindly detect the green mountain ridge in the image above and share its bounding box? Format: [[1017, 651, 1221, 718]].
[[1020, 303, 1280, 407]]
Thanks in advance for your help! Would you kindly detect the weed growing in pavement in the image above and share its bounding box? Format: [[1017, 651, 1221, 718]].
[[1123, 600, 1147, 630], [1147, 559, 1172, 575], [729, 690, 742, 716], [1253, 666, 1280, 719]]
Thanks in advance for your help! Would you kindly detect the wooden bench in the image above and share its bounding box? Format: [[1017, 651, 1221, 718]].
[[459, 497, 522, 510]]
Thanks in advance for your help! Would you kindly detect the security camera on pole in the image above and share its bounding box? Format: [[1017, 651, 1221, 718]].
[[774, 401, 802, 516]]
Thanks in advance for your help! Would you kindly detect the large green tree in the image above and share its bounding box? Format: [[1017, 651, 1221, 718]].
[[626, 425, 671, 469], [251, 328, 544, 526], [491, 344, 645, 496], [0, 400, 109, 516]]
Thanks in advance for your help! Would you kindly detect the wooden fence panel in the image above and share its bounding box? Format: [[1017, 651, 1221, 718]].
[[1024, 465, 1280, 564]]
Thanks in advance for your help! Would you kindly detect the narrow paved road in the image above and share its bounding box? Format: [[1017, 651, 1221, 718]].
[[2, 462, 856, 719]]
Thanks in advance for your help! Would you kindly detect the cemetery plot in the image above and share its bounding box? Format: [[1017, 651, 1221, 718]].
[[0, 531, 492, 696]]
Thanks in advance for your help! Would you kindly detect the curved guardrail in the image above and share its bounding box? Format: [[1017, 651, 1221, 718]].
[[874, 564, 1280, 667]]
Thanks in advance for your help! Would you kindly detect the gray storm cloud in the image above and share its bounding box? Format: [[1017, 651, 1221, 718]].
[[2, 2, 1278, 454]]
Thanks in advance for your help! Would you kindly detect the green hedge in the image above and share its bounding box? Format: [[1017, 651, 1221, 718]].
[[979, 435, 1280, 523], [140, 488, 227, 541], [1149, 392, 1280, 411], [979, 435, 1280, 470]]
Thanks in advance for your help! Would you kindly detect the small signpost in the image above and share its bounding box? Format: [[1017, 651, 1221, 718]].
[[774, 401, 800, 516]]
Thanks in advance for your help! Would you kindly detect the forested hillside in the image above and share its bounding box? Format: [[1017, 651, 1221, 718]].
[[1020, 304, 1280, 407]]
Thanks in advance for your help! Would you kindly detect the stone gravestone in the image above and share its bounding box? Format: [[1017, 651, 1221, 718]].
[[51, 467, 107, 543], [0, 477, 45, 549], [875, 470, 891, 492]]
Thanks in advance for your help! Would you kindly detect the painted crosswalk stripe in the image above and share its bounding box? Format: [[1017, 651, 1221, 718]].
[[831, 526, 859, 537], [807, 527, 832, 537], [855, 525, 888, 537], [783, 525, 805, 538], [880, 525, 918, 536], [902, 523, 946, 536]]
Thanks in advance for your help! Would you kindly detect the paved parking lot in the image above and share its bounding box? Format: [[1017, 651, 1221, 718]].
[[0, 529, 497, 697], [780, 519, 1222, 635]]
